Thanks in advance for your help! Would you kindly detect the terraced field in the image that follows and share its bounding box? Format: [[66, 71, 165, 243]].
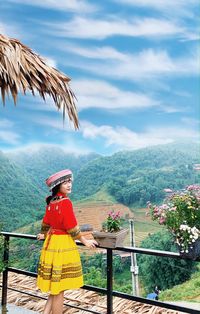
[[74, 202, 133, 231], [15, 189, 162, 247]]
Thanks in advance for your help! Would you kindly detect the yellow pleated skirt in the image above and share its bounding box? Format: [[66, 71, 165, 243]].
[[37, 234, 83, 295]]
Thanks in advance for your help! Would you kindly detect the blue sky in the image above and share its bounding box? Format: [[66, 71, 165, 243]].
[[0, 0, 199, 155]]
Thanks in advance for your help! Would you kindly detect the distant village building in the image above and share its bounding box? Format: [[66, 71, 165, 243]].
[[163, 188, 173, 193], [193, 164, 200, 171]]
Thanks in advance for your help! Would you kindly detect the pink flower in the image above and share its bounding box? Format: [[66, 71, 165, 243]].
[[160, 204, 169, 210], [187, 185, 200, 191], [159, 217, 166, 224], [169, 206, 177, 211]]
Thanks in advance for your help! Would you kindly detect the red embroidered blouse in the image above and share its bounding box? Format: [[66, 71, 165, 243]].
[[41, 192, 81, 238]]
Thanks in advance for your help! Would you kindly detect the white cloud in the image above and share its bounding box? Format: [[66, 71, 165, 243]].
[[0, 119, 20, 145], [22, 78, 160, 113], [0, 119, 14, 129], [8, 0, 97, 13], [4, 142, 91, 155], [0, 131, 20, 145], [0, 22, 21, 38], [62, 44, 127, 61], [159, 105, 186, 114], [32, 116, 73, 131], [15, 93, 64, 113], [49, 16, 184, 40], [180, 32, 200, 42], [33, 115, 68, 131], [114, 0, 198, 17], [0, 22, 7, 34], [72, 79, 159, 110], [43, 56, 58, 68], [80, 121, 199, 150], [181, 117, 200, 126], [112, 0, 199, 41], [114, 0, 197, 9], [62, 46, 198, 81]]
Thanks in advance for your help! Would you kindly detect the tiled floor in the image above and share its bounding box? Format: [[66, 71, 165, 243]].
[[0, 304, 37, 313]]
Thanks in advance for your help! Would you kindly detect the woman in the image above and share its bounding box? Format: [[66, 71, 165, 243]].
[[37, 169, 97, 314]]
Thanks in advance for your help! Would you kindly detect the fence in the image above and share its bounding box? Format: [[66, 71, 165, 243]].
[[1, 231, 200, 314]]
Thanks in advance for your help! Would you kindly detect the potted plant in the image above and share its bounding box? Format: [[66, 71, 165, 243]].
[[149, 185, 200, 259], [93, 210, 128, 248]]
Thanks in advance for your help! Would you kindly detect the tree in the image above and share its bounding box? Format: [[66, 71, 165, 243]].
[[84, 267, 106, 288], [137, 230, 196, 293]]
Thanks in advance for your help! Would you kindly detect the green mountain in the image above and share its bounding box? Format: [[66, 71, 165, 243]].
[[0, 151, 44, 231], [2, 148, 99, 230], [73, 142, 200, 205], [1, 142, 199, 231], [7, 147, 100, 192]]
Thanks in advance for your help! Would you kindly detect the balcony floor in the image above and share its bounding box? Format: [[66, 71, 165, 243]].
[[2, 273, 199, 313], [0, 304, 37, 313]]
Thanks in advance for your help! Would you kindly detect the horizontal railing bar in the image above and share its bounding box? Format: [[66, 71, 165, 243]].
[[0, 286, 102, 314], [7, 267, 107, 294], [7, 267, 37, 277], [114, 246, 185, 259], [7, 267, 199, 313], [1, 282, 199, 314], [1, 231, 195, 260], [83, 284, 107, 294], [112, 291, 200, 314], [2, 231, 200, 313], [1, 232, 37, 240]]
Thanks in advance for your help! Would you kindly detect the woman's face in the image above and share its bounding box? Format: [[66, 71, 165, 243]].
[[59, 178, 72, 195]]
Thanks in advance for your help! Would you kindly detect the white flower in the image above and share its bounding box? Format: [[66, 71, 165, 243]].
[[180, 224, 188, 231], [191, 227, 199, 234]]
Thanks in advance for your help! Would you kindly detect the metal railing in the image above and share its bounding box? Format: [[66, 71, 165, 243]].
[[1, 231, 200, 314]]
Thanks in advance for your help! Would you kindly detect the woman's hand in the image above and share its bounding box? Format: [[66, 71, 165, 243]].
[[80, 237, 98, 249], [84, 239, 98, 249], [37, 233, 45, 240]]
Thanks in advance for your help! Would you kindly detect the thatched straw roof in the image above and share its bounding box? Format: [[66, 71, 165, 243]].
[[1, 273, 181, 314], [0, 34, 79, 129]]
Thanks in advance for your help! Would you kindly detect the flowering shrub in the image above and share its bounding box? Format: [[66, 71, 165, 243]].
[[102, 210, 121, 232], [149, 185, 200, 253]]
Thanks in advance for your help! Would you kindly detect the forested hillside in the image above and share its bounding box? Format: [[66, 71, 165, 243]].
[[0, 151, 44, 231], [1, 148, 99, 231], [7, 147, 99, 192], [1, 142, 199, 231], [73, 142, 200, 205]]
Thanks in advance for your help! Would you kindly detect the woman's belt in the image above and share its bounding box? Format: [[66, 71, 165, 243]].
[[44, 227, 68, 250]]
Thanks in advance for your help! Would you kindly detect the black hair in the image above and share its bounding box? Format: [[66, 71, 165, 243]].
[[46, 184, 61, 205]]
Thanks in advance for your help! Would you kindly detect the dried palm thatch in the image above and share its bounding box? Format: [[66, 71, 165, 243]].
[[1, 273, 181, 314], [0, 34, 79, 129]]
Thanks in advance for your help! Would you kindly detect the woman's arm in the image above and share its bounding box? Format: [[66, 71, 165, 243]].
[[37, 222, 50, 240], [63, 199, 98, 248], [78, 235, 98, 249], [67, 226, 98, 248]]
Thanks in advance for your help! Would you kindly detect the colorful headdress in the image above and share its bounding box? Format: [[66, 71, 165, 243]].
[[45, 169, 73, 190]]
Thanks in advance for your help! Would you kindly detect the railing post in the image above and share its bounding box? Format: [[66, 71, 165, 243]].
[[1, 234, 9, 306], [107, 248, 113, 314]]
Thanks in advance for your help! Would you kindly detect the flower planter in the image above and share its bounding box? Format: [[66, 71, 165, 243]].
[[93, 229, 128, 248], [178, 238, 200, 260], [149, 185, 200, 260]]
